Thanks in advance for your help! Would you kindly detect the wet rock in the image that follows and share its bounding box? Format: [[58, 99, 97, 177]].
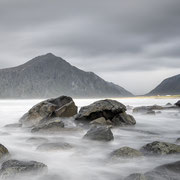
[[83, 126, 114, 141], [124, 173, 147, 180], [146, 110, 156, 115], [0, 144, 9, 160], [31, 119, 64, 133], [176, 138, 180, 143], [166, 103, 172, 106], [175, 100, 180, 107], [90, 117, 111, 126], [133, 105, 164, 114], [111, 113, 136, 126], [145, 161, 180, 180], [75, 99, 136, 126], [20, 96, 77, 127], [140, 141, 180, 155], [110, 147, 143, 159], [37, 142, 72, 151], [26, 137, 48, 144], [0, 160, 47, 179], [4, 123, 22, 128]]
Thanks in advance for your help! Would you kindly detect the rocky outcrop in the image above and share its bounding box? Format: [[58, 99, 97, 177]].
[[75, 99, 136, 126], [140, 141, 180, 155], [110, 147, 143, 159], [20, 96, 77, 127], [37, 142, 72, 151], [0, 144, 9, 160], [0, 160, 47, 179], [83, 126, 114, 141]]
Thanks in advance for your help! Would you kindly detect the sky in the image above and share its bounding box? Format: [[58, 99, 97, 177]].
[[0, 0, 180, 95]]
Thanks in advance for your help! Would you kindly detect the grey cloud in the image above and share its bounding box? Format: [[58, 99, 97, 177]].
[[0, 0, 180, 94]]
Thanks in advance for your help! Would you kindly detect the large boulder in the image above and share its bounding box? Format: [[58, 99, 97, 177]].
[[140, 141, 180, 155], [83, 126, 114, 141], [20, 96, 77, 127], [75, 99, 136, 126], [0, 144, 9, 160], [110, 147, 143, 159], [0, 160, 47, 179]]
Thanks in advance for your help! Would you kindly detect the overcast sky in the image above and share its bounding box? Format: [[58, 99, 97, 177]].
[[0, 0, 180, 95]]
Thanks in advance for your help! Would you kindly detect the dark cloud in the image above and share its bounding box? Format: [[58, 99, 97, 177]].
[[0, 0, 180, 94]]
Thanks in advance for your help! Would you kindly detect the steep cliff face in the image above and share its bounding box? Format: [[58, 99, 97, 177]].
[[0, 53, 133, 98], [147, 74, 180, 96]]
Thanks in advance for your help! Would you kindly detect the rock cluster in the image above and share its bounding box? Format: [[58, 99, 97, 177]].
[[20, 96, 77, 127], [75, 99, 136, 126]]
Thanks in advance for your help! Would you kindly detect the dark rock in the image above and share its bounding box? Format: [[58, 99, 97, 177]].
[[83, 126, 114, 141], [176, 138, 180, 143], [75, 99, 136, 126], [175, 100, 180, 107], [110, 147, 143, 159], [20, 96, 77, 127], [37, 142, 72, 151], [0, 160, 47, 179], [140, 141, 180, 155], [31, 119, 64, 133], [124, 173, 147, 180], [4, 123, 22, 128], [0, 144, 9, 160], [111, 113, 136, 126]]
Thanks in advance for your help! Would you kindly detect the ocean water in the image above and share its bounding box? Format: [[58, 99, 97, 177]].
[[0, 98, 180, 180]]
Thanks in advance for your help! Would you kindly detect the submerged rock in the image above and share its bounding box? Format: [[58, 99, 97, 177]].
[[26, 137, 49, 144], [31, 119, 64, 133], [140, 141, 180, 155], [90, 117, 112, 126], [145, 161, 180, 180], [4, 123, 22, 128], [176, 138, 180, 143], [75, 99, 136, 126], [37, 142, 72, 151], [83, 126, 114, 141], [124, 173, 147, 180], [110, 147, 143, 159], [20, 96, 77, 127], [0, 160, 47, 179], [0, 144, 9, 160]]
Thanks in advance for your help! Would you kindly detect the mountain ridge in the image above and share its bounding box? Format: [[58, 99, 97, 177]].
[[147, 74, 180, 95], [0, 53, 133, 98]]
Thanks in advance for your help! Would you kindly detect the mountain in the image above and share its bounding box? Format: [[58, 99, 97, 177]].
[[0, 53, 133, 98], [147, 74, 180, 96]]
